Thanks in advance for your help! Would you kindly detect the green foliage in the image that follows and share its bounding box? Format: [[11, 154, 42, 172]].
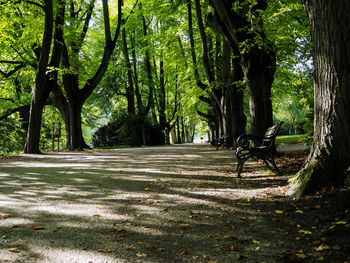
[[0, 116, 26, 155], [39, 106, 66, 152], [0, 0, 314, 154], [91, 110, 163, 147], [266, 0, 313, 134]]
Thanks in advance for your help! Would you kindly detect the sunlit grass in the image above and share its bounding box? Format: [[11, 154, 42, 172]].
[[276, 134, 312, 146]]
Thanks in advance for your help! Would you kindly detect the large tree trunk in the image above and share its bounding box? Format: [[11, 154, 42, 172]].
[[288, 0, 350, 197], [24, 0, 54, 154], [242, 47, 275, 137], [122, 28, 135, 115]]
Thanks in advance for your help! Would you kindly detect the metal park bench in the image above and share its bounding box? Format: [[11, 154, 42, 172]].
[[235, 122, 283, 177], [215, 136, 226, 151]]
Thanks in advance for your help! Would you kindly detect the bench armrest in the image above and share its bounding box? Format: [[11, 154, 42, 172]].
[[236, 134, 264, 148]]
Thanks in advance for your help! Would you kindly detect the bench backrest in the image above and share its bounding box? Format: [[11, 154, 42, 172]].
[[261, 122, 283, 148]]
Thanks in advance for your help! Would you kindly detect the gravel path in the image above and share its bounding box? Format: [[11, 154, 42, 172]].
[[0, 144, 349, 263]]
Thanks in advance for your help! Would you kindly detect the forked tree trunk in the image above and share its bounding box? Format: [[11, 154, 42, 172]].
[[24, 0, 53, 154], [288, 0, 350, 197]]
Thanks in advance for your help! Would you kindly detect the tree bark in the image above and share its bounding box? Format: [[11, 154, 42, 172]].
[[288, 0, 350, 197], [122, 27, 135, 115], [24, 0, 54, 153], [58, 0, 122, 150], [209, 0, 275, 137]]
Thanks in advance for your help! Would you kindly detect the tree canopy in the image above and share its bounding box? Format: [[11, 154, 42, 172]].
[[3, 0, 348, 197]]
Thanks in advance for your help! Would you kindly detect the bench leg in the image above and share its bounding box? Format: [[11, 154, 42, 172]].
[[263, 157, 281, 176], [236, 157, 248, 178]]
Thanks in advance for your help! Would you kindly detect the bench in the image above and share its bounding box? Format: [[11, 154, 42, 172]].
[[235, 122, 283, 177], [215, 136, 226, 151]]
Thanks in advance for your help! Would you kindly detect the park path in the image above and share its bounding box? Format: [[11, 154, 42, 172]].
[[0, 144, 348, 263]]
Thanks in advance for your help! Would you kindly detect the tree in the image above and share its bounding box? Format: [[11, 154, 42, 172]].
[[23, 0, 123, 152], [188, 0, 246, 147], [24, 0, 54, 153], [208, 0, 276, 137], [288, 0, 350, 197]]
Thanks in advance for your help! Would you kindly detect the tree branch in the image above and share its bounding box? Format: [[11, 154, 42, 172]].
[[0, 105, 30, 121], [0, 64, 25, 78]]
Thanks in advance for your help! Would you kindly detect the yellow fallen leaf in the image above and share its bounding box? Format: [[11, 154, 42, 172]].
[[172, 241, 178, 246], [144, 188, 150, 191], [295, 210, 304, 213], [137, 242, 143, 245], [180, 224, 189, 227], [335, 220, 347, 225], [298, 229, 312, 235], [315, 244, 331, 251], [125, 245, 135, 251], [274, 210, 284, 214], [1, 213, 11, 218], [8, 248, 19, 252], [136, 252, 147, 257], [252, 239, 260, 244], [295, 250, 307, 259], [317, 256, 325, 261]]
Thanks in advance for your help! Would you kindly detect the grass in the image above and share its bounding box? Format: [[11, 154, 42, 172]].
[[276, 134, 312, 146]]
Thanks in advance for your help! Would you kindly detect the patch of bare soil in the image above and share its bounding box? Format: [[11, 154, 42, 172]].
[[0, 144, 349, 263]]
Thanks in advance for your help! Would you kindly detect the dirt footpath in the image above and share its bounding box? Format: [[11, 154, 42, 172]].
[[0, 144, 349, 263]]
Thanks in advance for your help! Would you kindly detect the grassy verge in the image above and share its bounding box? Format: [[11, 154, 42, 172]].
[[276, 134, 312, 146]]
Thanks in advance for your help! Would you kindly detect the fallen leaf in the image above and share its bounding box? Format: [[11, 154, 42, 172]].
[[93, 214, 101, 217], [1, 213, 11, 218], [298, 229, 312, 235], [144, 188, 150, 191], [8, 248, 19, 252], [295, 250, 307, 259], [252, 239, 260, 244], [136, 252, 147, 257], [274, 210, 284, 214], [31, 225, 44, 230], [125, 245, 135, 251], [295, 210, 304, 214], [315, 244, 331, 251], [335, 220, 347, 225], [316, 256, 325, 261], [172, 241, 178, 246], [97, 248, 112, 253]]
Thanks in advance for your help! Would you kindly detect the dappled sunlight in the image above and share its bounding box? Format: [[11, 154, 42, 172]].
[[0, 144, 302, 262], [0, 218, 33, 227], [32, 247, 120, 263]]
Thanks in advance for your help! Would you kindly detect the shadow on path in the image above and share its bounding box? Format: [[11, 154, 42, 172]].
[[0, 144, 348, 262]]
